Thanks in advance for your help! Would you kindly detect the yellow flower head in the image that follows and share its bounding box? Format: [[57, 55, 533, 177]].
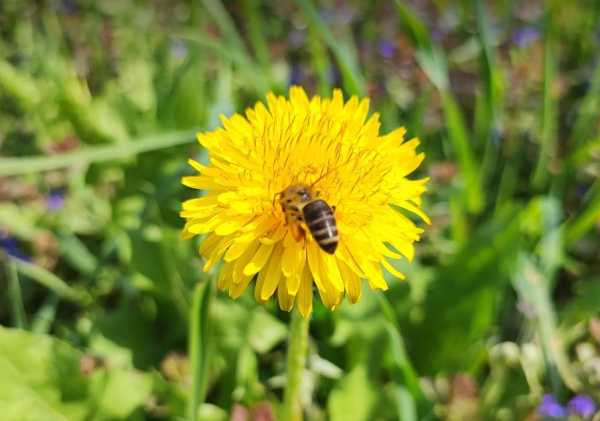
[[181, 86, 429, 317]]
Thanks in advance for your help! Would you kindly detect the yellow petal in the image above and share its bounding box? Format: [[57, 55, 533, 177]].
[[336, 242, 364, 278], [182, 196, 218, 210], [217, 262, 234, 291], [259, 224, 286, 245], [321, 253, 344, 293], [181, 175, 221, 190], [229, 273, 253, 298], [307, 241, 342, 309], [198, 233, 220, 256], [306, 240, 326, 293], [243, 242, 275, 276], [381, 258, 405, 280], [254, 267, 267, 304], [338, 259, 361, 303], [398, 200, 431, 225], [215, 214, 254, 236], [260, 245, 284, 301], [297, 265, 313, 318], [363, 261, 388, 291], [223, 239, 250, 262], [277, 279, 295, 312], [202, 236, 234, 271], [187, 158, 206, 173], [283, 244, 306, 296]]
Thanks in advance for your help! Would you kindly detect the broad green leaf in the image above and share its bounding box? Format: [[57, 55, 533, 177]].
[[404, 206, 524, 373], [247, 309, 287, 354], [0, 327, 152, 421], [328, 366, 375, 421]]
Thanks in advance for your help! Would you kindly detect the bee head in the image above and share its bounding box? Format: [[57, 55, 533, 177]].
[[279, 184, 313, 206], [296, 187, 311, 202]]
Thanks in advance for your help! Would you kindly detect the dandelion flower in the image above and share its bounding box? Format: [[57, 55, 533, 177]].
[[181, 86, 429, 317]]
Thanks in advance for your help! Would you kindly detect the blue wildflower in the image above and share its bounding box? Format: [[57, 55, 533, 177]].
[[377, 39, 395, 59], [0, 232, 28, 261], [568, 395, 597, 418], [538, 394, 567, 418], [512, 26, 540, 48], [46, 189, 65, 211]]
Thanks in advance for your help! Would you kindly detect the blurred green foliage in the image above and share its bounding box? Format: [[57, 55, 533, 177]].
[[1, 0, 600, 420]]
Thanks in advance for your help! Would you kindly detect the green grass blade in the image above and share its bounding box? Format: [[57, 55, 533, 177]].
[[376, 294, 427, 407], [10, 256, 91, 306], [200, 0, 249, 58], [188, 279, 214, 421], [4, 257, 27, 329], [394, 0, 482, 213], [564, 180, 600, 246], [393, 386, 417, 421], [0, 59, 41, 109], [512, 255, 581, 392], [532, 9, 557, 188], [392, 1, 431, 50], [175, 32, 266, 95], [308, 23, 332, 95], [441, 91, 483, 213], [201, 0, 270, 93], [56, 231, 98, 276], [31, 296, 59, 334], [474, 0, 504, 184], [0, 129, 196, 176], [242, 0, 274, 87], [568, 61, 600, 152], [568, 136, 600, 167], [294, 0, 365, 96]]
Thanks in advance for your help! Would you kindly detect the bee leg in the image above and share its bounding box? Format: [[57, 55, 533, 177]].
[[291, 223, 305, 242], [332, 205, 336, 213]]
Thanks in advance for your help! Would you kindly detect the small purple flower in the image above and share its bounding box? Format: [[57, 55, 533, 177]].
[[0, 232, 28, 261], [568, 395, 597, 418], [512, 26, 540, 48], [377, 39, 395, 59], [46, 190, 65, 211], [538, 394, 567, 418]]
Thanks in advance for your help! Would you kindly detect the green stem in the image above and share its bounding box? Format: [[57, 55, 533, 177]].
[[188, 280, 214, 421], [282, 308, 309, 421]]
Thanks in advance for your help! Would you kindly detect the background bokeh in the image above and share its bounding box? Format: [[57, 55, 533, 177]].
[[1, 0, 600, 420]]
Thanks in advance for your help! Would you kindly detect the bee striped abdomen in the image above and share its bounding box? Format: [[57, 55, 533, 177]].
[[303, 199, 338, 254]]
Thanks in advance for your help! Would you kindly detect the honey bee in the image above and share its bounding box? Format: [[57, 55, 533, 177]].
[[279, 184, 338, 254]]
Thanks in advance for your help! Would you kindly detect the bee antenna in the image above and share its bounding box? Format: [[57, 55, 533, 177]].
[[309, 168, 333, 188]]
